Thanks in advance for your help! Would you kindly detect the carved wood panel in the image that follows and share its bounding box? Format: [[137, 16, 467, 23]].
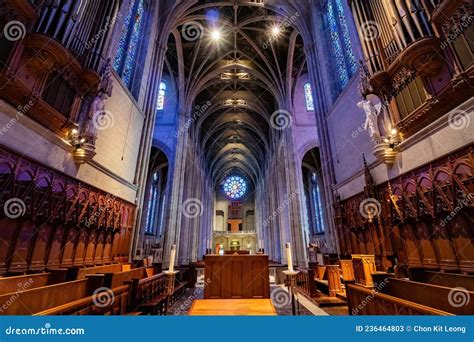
[[0, 145, 135, 275], [337, 145, 474, 273]]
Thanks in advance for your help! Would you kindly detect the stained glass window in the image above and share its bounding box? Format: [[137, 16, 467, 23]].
[[327, 0, 357, 89], [304, 82, 315, 111], [145, 171, 160, 235], [145, 172, 165, 234], [223, 176, 247, 199], [311, 173, 325, 233], [114, 0, 146, 87], [156, 81, 166, 111]]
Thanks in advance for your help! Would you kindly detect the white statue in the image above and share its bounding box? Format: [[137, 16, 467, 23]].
[[358, 94, 382, 141], [83, 92, 107, 139]]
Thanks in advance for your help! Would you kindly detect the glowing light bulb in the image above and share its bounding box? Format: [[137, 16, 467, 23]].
[[390, 128, 398, 135]]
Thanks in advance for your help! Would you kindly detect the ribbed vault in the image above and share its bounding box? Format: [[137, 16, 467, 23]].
[[164, 0, 308, 188]]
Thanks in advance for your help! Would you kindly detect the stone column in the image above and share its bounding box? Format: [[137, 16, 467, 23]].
[[163, 112, 190, 269], [304, 9, 340, 255]]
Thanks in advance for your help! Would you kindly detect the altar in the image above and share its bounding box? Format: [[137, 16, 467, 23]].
[[204, 254, 270, 299]]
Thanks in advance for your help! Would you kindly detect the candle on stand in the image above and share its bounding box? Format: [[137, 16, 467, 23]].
[[169, 244, 176, 272], [286, 242, 294, 272]]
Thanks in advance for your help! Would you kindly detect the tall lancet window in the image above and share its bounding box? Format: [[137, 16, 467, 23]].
[[326, 0, 357, 89], [114, 0, 146, 88], [311, 173, 325, 234], [145, 172, 160, 234], [304, 82, 315, 111], [156, 81, 166, 111]]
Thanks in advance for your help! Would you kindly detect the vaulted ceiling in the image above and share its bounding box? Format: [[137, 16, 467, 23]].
[[163, 1, 311, 187]]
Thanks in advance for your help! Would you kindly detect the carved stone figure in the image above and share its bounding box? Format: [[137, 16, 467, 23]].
[[358, 95, 381, 141], [83, 92, 107, 139]]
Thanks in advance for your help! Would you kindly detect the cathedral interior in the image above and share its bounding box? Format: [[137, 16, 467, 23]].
[[0, 0, 473, 317]]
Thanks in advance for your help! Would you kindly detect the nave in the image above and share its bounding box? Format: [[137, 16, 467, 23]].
[[0, 0, 473, 317]]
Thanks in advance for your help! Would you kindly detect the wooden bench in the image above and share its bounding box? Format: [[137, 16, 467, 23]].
[[352, 254, 376, 287], [313, 265, 343, 297], [340, 259, 355, 281], [70, 263, 131, 280], [409, 270, 474, 291], [347, 283, 453, 315], [34, 285, 130, 315], [347, 277, 474, 315], [128, 273, 168, 315], [103, 266, 156, 289], [295, 268, 318, 298], [0, 274, 104, 315], [0, 269, 68, 295]]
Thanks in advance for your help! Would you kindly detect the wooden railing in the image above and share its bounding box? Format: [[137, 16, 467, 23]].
[[347, 283, 452, 315], [295, 268, 317, 298], [35, 285, 130, 315], [127, 273, 168, 313]]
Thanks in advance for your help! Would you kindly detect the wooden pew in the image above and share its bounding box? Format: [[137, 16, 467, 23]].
[[103, 266, 156, 289], [313, 265, 343, 297], [340, 259, 355, 281], [70, 263, 131, 280], [127, 273, 168, 315], [34, 285, 130, 315], [352, 254, 376, 287], [347, 283, 453, 315], [409, 270, 474, 291], [295, 268, 318, 298], [347, 277, 474, 315], [0, 269, 67, 295], [0, 275, 104, 315]]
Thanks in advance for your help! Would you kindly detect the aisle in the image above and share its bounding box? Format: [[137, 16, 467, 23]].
[[167, 285, 322, 316]]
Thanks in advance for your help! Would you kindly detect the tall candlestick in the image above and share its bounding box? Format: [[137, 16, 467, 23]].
[[286, 242, 294, 272], [169, 244, 176, 272]]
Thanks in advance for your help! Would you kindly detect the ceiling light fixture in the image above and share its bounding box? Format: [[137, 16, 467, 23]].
[[211, 29, 221, 41], [271, 25, 281, 36]]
